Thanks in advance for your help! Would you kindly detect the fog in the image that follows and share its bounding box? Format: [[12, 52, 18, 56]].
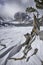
[[0, 0, 43, 18]]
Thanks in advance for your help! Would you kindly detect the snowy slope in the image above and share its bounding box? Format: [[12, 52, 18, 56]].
[[0, 26, 43, 65]]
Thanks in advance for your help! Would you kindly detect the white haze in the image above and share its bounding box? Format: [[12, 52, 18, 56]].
[[0, 0, 43, 18], [0, 3, 24, 18]]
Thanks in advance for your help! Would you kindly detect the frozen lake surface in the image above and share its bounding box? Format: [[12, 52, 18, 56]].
[[0, 26, 43, 65]]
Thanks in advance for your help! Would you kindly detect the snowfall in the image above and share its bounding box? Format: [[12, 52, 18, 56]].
[[0, 26, 43, 65]]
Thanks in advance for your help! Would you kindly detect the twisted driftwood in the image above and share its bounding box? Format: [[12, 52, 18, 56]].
[[9, 14, 39, 61], [1, 14, 43, 65]]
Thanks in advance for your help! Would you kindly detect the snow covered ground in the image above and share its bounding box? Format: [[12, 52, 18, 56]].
[[0, 26, 43, 65]]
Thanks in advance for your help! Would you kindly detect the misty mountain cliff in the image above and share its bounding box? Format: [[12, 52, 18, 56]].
[[0, 12, 43, 27]]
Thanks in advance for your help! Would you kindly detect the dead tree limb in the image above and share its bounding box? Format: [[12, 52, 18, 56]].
[[26, 48, 38, 62], [9, 55, 26, 60]]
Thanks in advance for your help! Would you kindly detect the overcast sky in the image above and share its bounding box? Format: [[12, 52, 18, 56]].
[[0, 0, 43, 18]]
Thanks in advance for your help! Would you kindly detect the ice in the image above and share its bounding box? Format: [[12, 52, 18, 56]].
[[0, 26, 43, 65]]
